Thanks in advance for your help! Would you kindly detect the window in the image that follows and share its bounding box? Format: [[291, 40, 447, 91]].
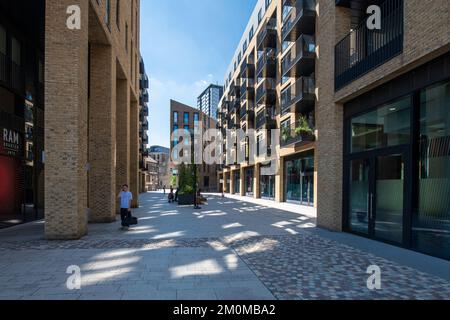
[[284, 151, 315, 205], [249, 27, 254, 41], [413, 80, 450, 260], [0, 25, 6, 55], [243, 40, 248, 53], [265, 0, 272, 9], [238, 53, 242, 64], [116, 0, 120, 29], [105, 0, 111, 27], [125, 23, 128, 52], [173, 111, 178, 123], [11, 37, 21, 66], [258, 9, 263, 24], [350, 96, 411, 153], [184, 112, 189, 125]]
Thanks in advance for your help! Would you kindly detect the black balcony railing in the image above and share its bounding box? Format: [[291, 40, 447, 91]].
[[240, 78, 255, 100], [281, 0, 316, 41], [281, 35, 316, 77], [335, 0, 403, 90], [256, 78, 276, 105], [240, 104, 247, 119], [140, 76, 149, 89], [281, 76, 315, 114], [256, 108, 277, 130], [257, 17, 277, 50], [256, 48, 277, 78], [280, 119, 315, 147], [240, 56, 255, 78], [0, 52, 25, 94]]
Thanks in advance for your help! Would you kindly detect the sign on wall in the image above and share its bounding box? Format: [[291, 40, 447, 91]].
[[0, 127, 23, 158]]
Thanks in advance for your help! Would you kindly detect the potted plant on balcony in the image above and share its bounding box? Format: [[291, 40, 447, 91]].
[[281, 126, 291, 144], [294, 116, 314, 142]]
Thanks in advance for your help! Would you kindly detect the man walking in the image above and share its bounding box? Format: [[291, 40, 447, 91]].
[[118, 184, 133, 230]]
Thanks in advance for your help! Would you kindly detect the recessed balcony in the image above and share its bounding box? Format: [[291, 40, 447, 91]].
[[256, 48, 277, 78], [240, 55, 255, 79], [229, 79, 241, 97], [280, 76, 316, 115], [256, 78, 277, 106], [257, 17, 277, 50], [240, 78, 255, 101], [280, 117, 315, 148], [281, 35, 316, 78], [335, 0, 403, 90], [240, 100, 255, 127], [281, 0, 316, 42], [256, 107, 277, 130]]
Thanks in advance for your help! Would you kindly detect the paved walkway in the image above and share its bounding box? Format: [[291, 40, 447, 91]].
[[0, 192, 449, 300]]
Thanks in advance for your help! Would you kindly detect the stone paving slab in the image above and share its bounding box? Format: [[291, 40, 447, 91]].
[[0, 192, 449, 300]]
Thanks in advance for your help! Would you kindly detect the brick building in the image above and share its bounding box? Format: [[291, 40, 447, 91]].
[[0, 0, 147, 239], [170, 99, 218, 192], [217, 0, 450, 260]]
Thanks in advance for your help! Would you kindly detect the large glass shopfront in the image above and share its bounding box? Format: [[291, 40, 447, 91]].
[[345, 78, 450, 260], [284, 151, 314, 206], [260, 164, 275, 200]]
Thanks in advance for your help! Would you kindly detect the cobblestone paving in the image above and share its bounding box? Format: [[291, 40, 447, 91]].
[[231, 234, 450, 300], [1, 192, 449, 300]]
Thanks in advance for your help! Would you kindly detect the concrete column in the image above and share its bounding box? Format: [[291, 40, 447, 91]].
[[315, 2, 351, 231], [88, 44, 116, 223], [115, 79, 130, 204], [44, 0, 89, 239], [275, 158, 284, 202], [254, 164, 260, 199], [130, 100, 139, 208]]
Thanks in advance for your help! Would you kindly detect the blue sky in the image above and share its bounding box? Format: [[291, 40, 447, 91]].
[[140, 0, 257, 148]]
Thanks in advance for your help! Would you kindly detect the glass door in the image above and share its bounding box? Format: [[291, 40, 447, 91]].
[[348, 152, 406, 244]]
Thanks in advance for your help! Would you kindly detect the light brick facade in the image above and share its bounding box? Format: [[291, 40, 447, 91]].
[[45, 0, 142, 239]]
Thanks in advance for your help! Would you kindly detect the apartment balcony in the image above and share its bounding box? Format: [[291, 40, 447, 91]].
[[256, 78, 276, 105], [335, 0, 403, 90], [280, 119, 315, 148], [281, 35, 316, 78], [240, 78, 255, 101], [0, 52, 25, 94], [256, 107, 277, 130], [140, 74, 149, 89], [280, 76, 315, 115], [240, 100, 255, 127], [257, 17, 277, 50], [229, 79, 241, 97], [256, 48, 277, 78], [140, 92, 149, 105], [240, 56, 255, 79], [140, 106, 149, 117], [281, 0, 316, 42], [141, 119, 149, 130]]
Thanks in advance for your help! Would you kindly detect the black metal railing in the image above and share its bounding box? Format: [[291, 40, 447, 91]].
[[280, 76, 315, 112], [240, 56, 255, 77], [335, 0, 403, 90], [281, 35, 315, 77], [256, 48, 277, 76], [256, 78, 276, 104], [280, 118, 315, 147], [281, 0, 316, 41], [240, 78, 255, 99], [256, 108, 276, 129], [240, 104, 247, 119], [257, 17, 277, 49]]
